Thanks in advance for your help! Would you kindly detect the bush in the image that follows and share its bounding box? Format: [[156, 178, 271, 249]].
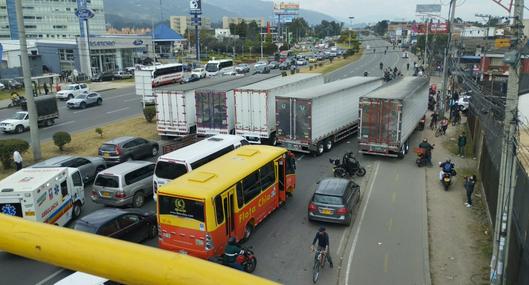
[[143, 106, 156, 123], [53, 132, 71, 151], [290, 69, 296, 75], [95, 127, 103, 137], [281, 71, 287, 77], [0, 139, 29, 169], [309, 65, 313, 71]]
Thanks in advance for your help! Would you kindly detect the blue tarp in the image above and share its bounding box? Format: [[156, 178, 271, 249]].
[[153, 24, 184, 42]]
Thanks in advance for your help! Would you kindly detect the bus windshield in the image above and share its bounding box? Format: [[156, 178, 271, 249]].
[[205, 63, 218, 72], [159, 196, 205, 222]]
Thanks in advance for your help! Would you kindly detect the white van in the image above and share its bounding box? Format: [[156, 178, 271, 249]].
[[0, 167, 84, 226], [153, 134, 247, 200]]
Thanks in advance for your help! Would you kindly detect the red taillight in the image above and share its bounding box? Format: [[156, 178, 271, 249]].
[[115, 192, 126, 198], [336, 207, 348, 215], [308, 202, 318, 212], [115, 145, 122, 155]]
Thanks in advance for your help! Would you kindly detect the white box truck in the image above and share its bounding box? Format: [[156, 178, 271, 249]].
[[276, 76, 383, 155], [195, 74, 277, 136], [234, 73, 324, 145], [0, 168, 85, 226], [135, 70, 155, 105]]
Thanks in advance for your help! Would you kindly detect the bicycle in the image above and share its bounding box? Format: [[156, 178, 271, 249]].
[[312, 248, 327, 283], [435, 126, 446, 137]]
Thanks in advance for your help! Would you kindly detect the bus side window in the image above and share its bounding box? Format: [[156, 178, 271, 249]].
[[214, 195, 224, 225], [260, 162, 275, 190], [242, 171, 260, 203], [236, 183, 244, 208]]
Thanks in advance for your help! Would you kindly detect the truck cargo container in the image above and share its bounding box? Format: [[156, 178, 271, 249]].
[[358, 77, 429, 158], [154, 76, 241, 137], [195, 74, 277, 136], [276, 76, 383, 155], [234, 73, 324, 145]]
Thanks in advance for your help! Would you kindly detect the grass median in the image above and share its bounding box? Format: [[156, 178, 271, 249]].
[[301, 50, 363, 75], [0, 116, 157, 180]]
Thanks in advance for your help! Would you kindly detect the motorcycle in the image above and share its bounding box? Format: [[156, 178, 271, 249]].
[[8, 94, 26, 108], [329, 152, 366, 178], [214, 246, 257, 273], [415, 148, 428, 167], [441, 172, 452, 191]]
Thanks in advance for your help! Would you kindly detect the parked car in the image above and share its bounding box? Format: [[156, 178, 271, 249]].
[[254, 64, 271, 74], [113, 70, 133, 80], [0, 79, 23, 90], [56, 83, 89, 100], [296, 58, 308, 66], [308, 178, 360, 226], [308, 57, 318, 63], [98, 136, 159, 165], [91, 161, 155, 208], [91, 71, 115, 82], [457, 95, 471, 111], [181, 74, 200, 84], [268, 61, 279, 69], [279, 61, 291, 70], [191, 68, 206, 78], [66, 92, 103, 109], [235, 63, 250, 73], [31, 155, 106, 183], [73, 208, 157, 242]]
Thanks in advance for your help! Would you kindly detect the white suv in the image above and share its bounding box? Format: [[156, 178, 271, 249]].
[[56, 83, 89, 100]]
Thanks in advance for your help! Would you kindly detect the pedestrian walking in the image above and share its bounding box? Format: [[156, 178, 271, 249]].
[[43, 83, 49, 95], [464, 175, 477, 208], [13, 150, 23, 171], [430, 112, 438, 129], [458, 132, 467, 157], [406, 62, 410, 71]]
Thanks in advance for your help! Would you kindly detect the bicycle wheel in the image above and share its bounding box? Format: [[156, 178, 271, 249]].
[[435, 128, 442, 137], [312, 258, 321, 283]]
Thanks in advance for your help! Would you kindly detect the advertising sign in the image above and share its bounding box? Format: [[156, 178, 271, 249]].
[[189, 0, 202, 14], [412, 22, 448, 34], [274, 1, 299, 15], [416, 4, 442, 13], [495, 38, 511, 48]]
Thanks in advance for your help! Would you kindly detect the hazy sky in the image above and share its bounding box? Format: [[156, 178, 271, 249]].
[[299, 0, 513, 23]]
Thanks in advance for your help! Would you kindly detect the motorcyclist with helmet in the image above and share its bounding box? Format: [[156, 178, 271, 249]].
[[439, 159, 455, 181], [224, 237, 244, 270], [418, 139, 434, 166]]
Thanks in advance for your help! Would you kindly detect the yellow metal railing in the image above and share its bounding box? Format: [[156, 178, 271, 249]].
[[0, 214, 278, 285]]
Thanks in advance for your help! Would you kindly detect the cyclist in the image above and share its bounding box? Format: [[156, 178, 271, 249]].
[[311, 227, 333, 268], [224, 237, 243, 271]]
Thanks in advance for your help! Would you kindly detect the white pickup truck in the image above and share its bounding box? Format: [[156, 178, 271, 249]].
[[0, 95, 59, 133], [56, 83, 89, 100]]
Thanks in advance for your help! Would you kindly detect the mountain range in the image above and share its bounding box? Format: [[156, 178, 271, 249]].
[[104, 0, 338, 29]]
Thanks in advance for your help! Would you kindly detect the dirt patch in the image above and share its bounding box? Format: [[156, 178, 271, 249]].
[[424, 111, 491, 285]]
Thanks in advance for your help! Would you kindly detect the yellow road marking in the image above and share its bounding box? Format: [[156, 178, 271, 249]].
[[384, 253, 389, 273]]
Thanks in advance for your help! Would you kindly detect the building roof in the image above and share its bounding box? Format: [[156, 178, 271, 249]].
[[153, 24, 184, 42], [277, 76, 381, 99]]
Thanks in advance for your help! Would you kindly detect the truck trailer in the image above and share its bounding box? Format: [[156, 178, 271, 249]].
[[358, 77, 429, 158], [276, 76, 384, 155], [195, 74, 277, 136], [234, 73, 324, 145], [154, 76, 241, 137]]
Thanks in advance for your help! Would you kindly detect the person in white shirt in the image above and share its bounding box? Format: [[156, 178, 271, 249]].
[[13, 150, 23, 170]]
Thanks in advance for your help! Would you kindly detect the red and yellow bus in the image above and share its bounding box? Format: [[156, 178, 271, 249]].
[[157, 145, 296, 259]]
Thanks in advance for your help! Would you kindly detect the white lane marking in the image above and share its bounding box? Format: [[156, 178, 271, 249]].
[[123, 98, 138, 102], [72, 109, 90, 114], [35, 268, 65, 285], [345, 161, 380, 285], [106, 107, 129, 114], [337, 227, 347, 256], [296, 154, 304, 161], [50, 121, 76, 128], [104, 94, 132, 100]]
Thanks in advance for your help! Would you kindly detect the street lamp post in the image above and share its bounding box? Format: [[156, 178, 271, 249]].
[[348, 16, 355, 49]]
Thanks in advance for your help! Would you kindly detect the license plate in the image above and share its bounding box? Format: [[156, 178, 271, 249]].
[[321, 209, 333, 215], [104, 153, 110, 158], [101, 192, 111, 198], [444, 178, 450, 182]]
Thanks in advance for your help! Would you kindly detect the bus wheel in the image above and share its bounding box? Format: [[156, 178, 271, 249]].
[[243, 223, 254, 241]]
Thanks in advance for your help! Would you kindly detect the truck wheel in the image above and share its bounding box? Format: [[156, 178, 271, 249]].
[[45, 119, 53, 127], [398, 145, 406, 159], [316, 143, 325, 156], [324, 139, 333, 152], [72, 202, 82, 219], [15, 125, 24, 133]]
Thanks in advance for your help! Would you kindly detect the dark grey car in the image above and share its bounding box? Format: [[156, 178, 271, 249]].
[[98, 136, 159, 165], [308, 178, 360, 226], [31, 155, 106, 183]]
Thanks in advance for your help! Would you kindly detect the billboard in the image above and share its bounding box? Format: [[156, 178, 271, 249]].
[[274, 1, 299, 15], [189, 0, 202, 13], [412, 22, 448, 34], [416, 4, 442, 13]]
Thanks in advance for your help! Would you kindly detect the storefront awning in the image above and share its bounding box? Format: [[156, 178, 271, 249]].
[[153, 24, 184, 42]]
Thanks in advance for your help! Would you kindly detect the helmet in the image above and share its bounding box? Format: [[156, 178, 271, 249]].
[[228, 237, 236, 245], [447, 159, 451, 163], [423, 138, 428, 143], [318, 226, 326, 232]]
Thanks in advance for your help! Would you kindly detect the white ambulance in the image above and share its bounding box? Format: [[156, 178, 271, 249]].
[[0, 167, 85, 226]]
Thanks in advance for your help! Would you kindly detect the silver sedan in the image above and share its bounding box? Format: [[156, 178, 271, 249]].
[[31, 155, 107, 183], [66, 92, 103, 109]]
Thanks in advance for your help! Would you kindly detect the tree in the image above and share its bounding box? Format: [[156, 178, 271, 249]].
[[338, 30, 360, 50], [314, 20, 343, 38], [285, 17, 310, 42], [373, 20, 389, 36]]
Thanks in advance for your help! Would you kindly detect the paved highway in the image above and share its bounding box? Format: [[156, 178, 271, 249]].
[[0, 37, 430, 285]]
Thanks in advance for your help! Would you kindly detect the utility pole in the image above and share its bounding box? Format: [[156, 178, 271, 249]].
[[15, 0, 41, 160], [439, 0, 456, 117], [491, 0, 523, 284], [349, 16, 355, 49], [424, 18, 430, 71]]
